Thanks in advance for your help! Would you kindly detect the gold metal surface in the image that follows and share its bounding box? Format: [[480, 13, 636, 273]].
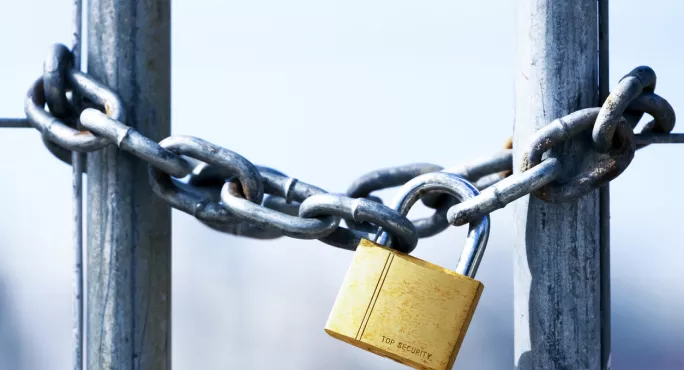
[[325, 239, 483, 370]]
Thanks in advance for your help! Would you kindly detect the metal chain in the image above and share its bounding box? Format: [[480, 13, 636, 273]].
[[449, 67, 677, 225], [2, 44, 682, 252]]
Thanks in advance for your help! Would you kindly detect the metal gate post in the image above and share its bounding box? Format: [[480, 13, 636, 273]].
[[513, 1, 608, 369], [86, 1, 172, 369]]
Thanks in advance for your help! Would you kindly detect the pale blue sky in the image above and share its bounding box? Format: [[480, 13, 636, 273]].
[[1, 1, 682, 369]]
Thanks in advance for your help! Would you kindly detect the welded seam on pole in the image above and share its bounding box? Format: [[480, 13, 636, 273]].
[[71, 0, 84, 369], [598, 1, 611, 369]]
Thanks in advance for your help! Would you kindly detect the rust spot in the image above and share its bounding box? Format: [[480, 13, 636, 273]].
[[502, 136, 513, 150], [535, 188, 549, 201], [228, 180, 248, 199], [500, 137, 514, 177]]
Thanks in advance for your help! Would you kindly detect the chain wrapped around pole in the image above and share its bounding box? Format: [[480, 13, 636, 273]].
[[2, 43, 683, 254]]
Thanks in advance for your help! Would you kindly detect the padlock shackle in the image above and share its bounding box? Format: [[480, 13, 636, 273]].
[[375, 172, 490, 278]]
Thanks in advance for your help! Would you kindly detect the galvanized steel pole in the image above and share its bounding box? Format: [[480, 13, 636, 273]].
[[72, 1, 84, 368], [86, 1, 171, 369], [514, 1, 606, 369]]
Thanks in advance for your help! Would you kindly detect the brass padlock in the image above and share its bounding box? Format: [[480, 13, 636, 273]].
[[325, 172, 490, 370]]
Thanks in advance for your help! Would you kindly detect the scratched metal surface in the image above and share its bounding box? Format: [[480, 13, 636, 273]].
[[84, 0, 172, 369], [513, 1, 602, 368]]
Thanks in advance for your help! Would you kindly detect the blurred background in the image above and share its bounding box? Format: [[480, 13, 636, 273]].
[[0, 0, 682, 369]]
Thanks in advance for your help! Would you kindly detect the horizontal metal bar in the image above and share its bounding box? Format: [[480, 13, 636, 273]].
[[0, 118, 31, 128], [636, 133, 684, 145]]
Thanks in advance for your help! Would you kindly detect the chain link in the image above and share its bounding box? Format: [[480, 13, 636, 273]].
[[299, 195, 418, 253], [25, 68, 123, 152], [43, 44, 75, 118], [448, 158, 561, 226], [631, 92, 677, 148], [593, 66, 657, 151], [220, 171, 341, 240], [344, 148, 512, 238], [524, 108, 635, 202], [148, 136, 263, 224], [3, 44, 683, 253], [82, 109, 195, 177], [376, 172, 490, 277], [41, 44, 80, 167]]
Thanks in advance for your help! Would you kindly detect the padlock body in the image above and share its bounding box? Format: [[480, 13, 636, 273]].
[[325, 239, 483, 370]]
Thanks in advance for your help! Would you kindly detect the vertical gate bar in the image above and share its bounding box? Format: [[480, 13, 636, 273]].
[[86, 1, 171, 369], [513, 1, 602, 369], [72, 0, 84, 368], [598, 1, 611, 369]]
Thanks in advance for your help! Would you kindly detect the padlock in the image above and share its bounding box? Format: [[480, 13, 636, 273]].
[[325, 172, 490, 370]]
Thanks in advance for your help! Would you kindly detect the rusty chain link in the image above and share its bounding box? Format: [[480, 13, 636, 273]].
[[1, 43, 682, 251]]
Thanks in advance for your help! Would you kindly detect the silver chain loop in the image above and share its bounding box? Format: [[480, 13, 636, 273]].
[[41, 44, 80, 167], [220, 173, 341, 240], [344, 148, 512, 238], [25, 72, 122, 152], [80, 109, 193, 178], [522, 108, 635, 202], [592, 66, 656, 152], [148, 136, 263, 224], [447, 158, 561, 226], [299, 194, 418, 253], [630, 92, 676, 149]]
